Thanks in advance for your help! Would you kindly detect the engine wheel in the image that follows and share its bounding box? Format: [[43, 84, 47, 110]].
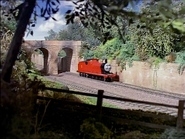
[[107, 78, 112, 82], [95, 76, 98, 80], [108, 78, 112, 82]]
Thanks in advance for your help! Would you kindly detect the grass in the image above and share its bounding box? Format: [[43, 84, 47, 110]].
[[73, 94, 120, 108], [28, 73, 66, 89], [28, 73, 119, 108]]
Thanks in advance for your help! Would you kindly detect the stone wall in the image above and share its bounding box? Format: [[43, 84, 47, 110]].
[[31, 54, 44, 70], [110, 60, 185, 94]]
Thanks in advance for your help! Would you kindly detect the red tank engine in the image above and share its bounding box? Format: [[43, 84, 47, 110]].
[[77, 59, 117, 81]]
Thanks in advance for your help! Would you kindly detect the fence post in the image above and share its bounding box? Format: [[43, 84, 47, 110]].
[[97, 90, 104, 120], [176, 100, 185, 129]]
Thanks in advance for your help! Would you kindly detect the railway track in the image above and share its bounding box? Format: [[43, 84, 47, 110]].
[[65, 72, 185, 100], [45, 72, 185, 118]]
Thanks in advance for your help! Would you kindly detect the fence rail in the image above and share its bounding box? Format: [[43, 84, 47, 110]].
[[38, 87, 185, 129]]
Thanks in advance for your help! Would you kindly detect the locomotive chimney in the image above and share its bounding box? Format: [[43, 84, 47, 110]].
[[105, 59, 107, 63]]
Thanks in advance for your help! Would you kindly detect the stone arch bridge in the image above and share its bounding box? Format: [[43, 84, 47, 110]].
[[22, 40, 82, 75]]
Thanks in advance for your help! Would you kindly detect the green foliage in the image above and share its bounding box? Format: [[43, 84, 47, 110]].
[[159, 129, 185, 139], [1, 74, 45, 138], [66, 0, 185, 44], [129, 22, 176, 59], [44, 29, 58, 40], [58, 49, 66, 57], [82, 37, 139, 70], [178, 64, 185, 75], [0, 13, 16, 67], [154, 57, 165, 69], [147, 57, 164, 69], [116, 39, 137, 70], [55, 19, 100, 46], [120, 131, 150, 139], [67, 0, 185, 63], [80, 118, 113, 139], [0, 15, 16, 33], [175, 51, 185, 74]]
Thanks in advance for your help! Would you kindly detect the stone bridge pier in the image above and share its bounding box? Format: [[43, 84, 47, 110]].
[[22, 41, 81, 75]]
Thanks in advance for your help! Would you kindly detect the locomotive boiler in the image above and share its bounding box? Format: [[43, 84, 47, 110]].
[[77, 59, 117, 81]]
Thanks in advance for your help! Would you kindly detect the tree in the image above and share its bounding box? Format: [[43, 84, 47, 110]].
[[1, 0, 60, 82], [1, 0, 36, 82], [44, 29, 58, 40], [66, 0, 185, 43], [56, 19, 100, 46]]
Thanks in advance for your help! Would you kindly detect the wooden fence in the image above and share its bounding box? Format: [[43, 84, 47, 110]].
[[37, 87, 185, 129]]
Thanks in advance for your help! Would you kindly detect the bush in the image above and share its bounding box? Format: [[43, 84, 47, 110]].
[[159, 128, 185, 139], [175, 51, 185, 74], [121, 131, 149, 139], [80, 118, 113, 139]]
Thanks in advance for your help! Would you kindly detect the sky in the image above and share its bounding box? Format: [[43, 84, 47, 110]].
[[24, 1, 75, 40], [24, 0, 143, 41]]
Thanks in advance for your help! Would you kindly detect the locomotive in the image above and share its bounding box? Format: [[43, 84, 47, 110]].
[[77, 59, 117, 81]]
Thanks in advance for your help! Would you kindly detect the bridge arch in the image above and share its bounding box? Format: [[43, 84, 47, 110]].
[[22, 40, 81, 75], [58, 47, 73, 73], [32, 48, 50, 74]]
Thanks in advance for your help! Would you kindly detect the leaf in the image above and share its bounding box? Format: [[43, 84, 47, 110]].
[[107, 26, 111, 29], [66, 19, 70, 25], [56, 0, 60, 4], [179, 6, 185, 14], [73, 1, 77, 5], [45, 17, 50, 20], [52, 8, 57, 14], [172, 20, 185, 33], [66, 10, 71, 14], [52, 8, 58, 14], [75, 12, 79, 16], [30, 31, 33, 36], [65, 15, 70, 19], [104, 32, 110, 37], [51, 1, 55, 5], [52, 17, 57, 21]]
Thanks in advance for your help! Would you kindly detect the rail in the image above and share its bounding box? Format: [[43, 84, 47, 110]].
[[38, 87, 185, 129]]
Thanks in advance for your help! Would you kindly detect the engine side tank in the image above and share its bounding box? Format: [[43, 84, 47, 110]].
[[78, 59, 102, 74]]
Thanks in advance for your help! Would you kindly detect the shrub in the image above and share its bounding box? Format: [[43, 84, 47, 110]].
[[159, 128, 185, 139], [80, 118, 113, 139], [175, 51, 185, 74]]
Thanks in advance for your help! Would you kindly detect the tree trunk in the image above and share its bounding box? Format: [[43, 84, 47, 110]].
[[1, 0, 36, 82]]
